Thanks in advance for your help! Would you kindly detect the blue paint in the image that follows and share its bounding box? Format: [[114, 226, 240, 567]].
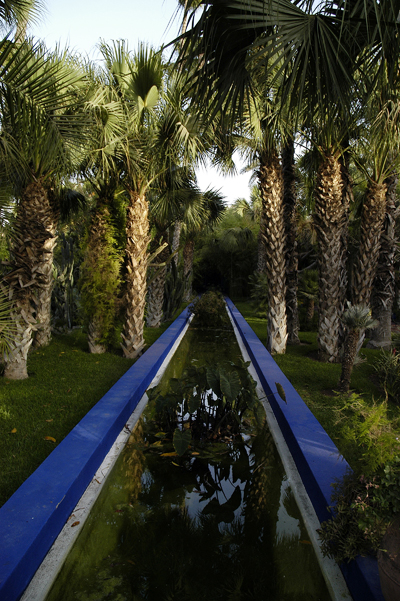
[[0, 300, 385, 601], [225, 297, 384, 601], [0, 307, 190, 601]]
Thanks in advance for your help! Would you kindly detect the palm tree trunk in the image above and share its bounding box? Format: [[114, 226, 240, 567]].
[[314, 152, 345, 362], [88, 319, 107, 354], [338, 329, 359, 393], [258, 150, 287, 354], [282, 137, 300, 344], [352, 180, 387, 307], [33, 186, 59, 348], [146, 231, 169, 328], [183, 238, 195, 301], [367, 173, 398, 350], [4, 181, 54, 378], [171, 220, 182, 267], [121, 192, 150, 358], [337, 152, 352, 349]]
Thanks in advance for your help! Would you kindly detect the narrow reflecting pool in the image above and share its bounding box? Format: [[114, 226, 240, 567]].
[[45, 329, 331, 601]]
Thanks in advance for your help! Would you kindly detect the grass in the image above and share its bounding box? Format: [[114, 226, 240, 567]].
[[233, 299, 400, 470], [2, 298, 399, 508], [0, 306, 188, 508]]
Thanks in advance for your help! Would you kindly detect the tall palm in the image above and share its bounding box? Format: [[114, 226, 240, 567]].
[[177, 0, 397, 361], [282, 134, 300, 344], [0, 42, 90, 378], [368, 172, 399, 350], [101, 41, 205, 357], [146, 173, 203, 327], [78, 60, 127, 353]]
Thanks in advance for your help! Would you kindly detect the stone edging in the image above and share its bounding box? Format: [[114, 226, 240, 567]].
[[225, 297, 384, 601], [0, 307, 190, 601]]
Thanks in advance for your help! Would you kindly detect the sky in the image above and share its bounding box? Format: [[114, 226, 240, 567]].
[[29, 0, 253, 205]]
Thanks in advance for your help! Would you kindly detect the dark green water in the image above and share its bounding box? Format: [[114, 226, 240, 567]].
[[45, 329, 331, 601]]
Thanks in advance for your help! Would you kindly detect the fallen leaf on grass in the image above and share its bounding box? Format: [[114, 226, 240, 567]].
[[10, 428, 17, 434], [71, 521, 80, 527], [160, 452, 178, 457], [191, 452, 200, 455], [44, 436, 56, 443], [45, 419, 53, 423], [67, 388, 71, 393]]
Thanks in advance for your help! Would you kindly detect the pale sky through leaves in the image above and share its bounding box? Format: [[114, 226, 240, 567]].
[[30, 0, 252, 205]]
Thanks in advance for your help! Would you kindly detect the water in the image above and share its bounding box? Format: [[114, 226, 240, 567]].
[[45, 329, 331, 601]]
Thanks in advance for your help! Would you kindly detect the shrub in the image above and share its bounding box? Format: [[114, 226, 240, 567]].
[[319, 457, 400, 564], [188, 290, 231, 329], [373, 349, 400, 404]]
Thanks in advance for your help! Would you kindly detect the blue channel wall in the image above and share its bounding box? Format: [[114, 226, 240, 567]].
[[0, 307, 190, 601], [225, 298, 384, 601]]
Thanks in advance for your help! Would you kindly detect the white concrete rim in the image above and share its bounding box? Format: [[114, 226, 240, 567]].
[[21, 316, 193, 601], [226, 306, 352, 601]]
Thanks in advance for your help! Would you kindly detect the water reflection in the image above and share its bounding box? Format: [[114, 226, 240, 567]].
[[45, 329, 331, 601]]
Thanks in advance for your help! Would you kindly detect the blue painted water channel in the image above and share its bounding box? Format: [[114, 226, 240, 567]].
[[44, 328, 331, 601]]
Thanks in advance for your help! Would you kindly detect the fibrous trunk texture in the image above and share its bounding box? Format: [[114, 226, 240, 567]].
[[4, 181, 56, 378], [338, 329, 359, 393], [282, 137, 300, 344], [337, 153, 352, 349], [33, 186, 59, 348], [171, 220, 182, 267], [183, 238, 195, 302], [314, 153, 345, 362], [88, 319, 107, 354], [352, 180, 387, 308], [121, 192, 150, 358], [258, 150, 287, 354], [368, 174, 398, 350], [146, 231, 169, 328]]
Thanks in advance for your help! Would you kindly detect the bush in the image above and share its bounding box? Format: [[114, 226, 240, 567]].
[[373, 349, 400, 404], [188, 290, 231, 329], [319, 457, 400, 564]]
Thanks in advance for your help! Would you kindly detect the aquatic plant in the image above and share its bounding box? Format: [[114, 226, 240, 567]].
[[188, 290, 231, 329], [147, 357, 264, 455]]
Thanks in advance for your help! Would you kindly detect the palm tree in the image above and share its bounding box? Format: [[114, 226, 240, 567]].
[[338, 304, 378, 393], [181, 187, 226, 301], [282, 135, 300, 344], [368, 173, 399, 350], [0, 42, 90, 378], [100, 41, 206, 357], [177, 0, 398, 362]]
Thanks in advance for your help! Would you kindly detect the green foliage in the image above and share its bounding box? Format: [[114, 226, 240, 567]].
[[373, 349, 400, 404], [79, 209, 122, 347], [319, 392, 400, 563], [341, 303, 378, 331], [332, 393, 400, 474], [319, 456, 400, 564], [248, 271, 268, 315], [188, 290, 231, 329], [193, 207, 257, 296], [162, 260, 185, 322], [52, 233, 80, 331], [147, 357, 262, 456]]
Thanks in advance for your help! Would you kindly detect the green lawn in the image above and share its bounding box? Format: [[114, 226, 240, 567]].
[[1, 299, 399, 508], [0, 307, 187, 508], [233, 299, 400, 471]]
